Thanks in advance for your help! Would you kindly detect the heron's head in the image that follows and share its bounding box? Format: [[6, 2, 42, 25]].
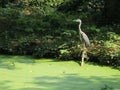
[[73, 19, 82, 23]]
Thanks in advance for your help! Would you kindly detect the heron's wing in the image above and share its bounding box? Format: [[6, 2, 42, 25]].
[[81, 32, 90, 47]]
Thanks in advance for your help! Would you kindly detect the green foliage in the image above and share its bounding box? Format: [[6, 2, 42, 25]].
[[33, 35, 60, 58], [0, 0, 120, 68], [57, 0, 104, 22], [57, 0, 83, 12], [0, 7, 77, 57], [98, 39, 120, 67], [89, 31, 120, 68]]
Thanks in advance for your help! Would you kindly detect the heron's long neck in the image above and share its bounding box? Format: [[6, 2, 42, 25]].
[[79, 22, 82, 33]]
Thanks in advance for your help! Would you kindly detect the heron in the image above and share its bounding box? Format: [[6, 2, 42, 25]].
[[73, 19, 90, 66]]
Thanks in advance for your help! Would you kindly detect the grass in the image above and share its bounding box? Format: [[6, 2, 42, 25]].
[[0, 55, 120, 90]]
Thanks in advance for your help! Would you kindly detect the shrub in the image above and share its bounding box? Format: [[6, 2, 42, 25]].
[[89, 32, 120, 68], [98, 41, 120, 67], [33, 37, 60, 58]]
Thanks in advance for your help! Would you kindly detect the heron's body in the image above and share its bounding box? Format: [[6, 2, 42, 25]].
[[80, 31, 90, 47], [74, 19, 90, 47]]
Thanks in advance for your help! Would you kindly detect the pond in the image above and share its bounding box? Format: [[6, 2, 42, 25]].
[[0, 55, 120, 90]]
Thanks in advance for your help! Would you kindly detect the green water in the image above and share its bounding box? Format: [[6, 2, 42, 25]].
[[0, 55, 120, 90]]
